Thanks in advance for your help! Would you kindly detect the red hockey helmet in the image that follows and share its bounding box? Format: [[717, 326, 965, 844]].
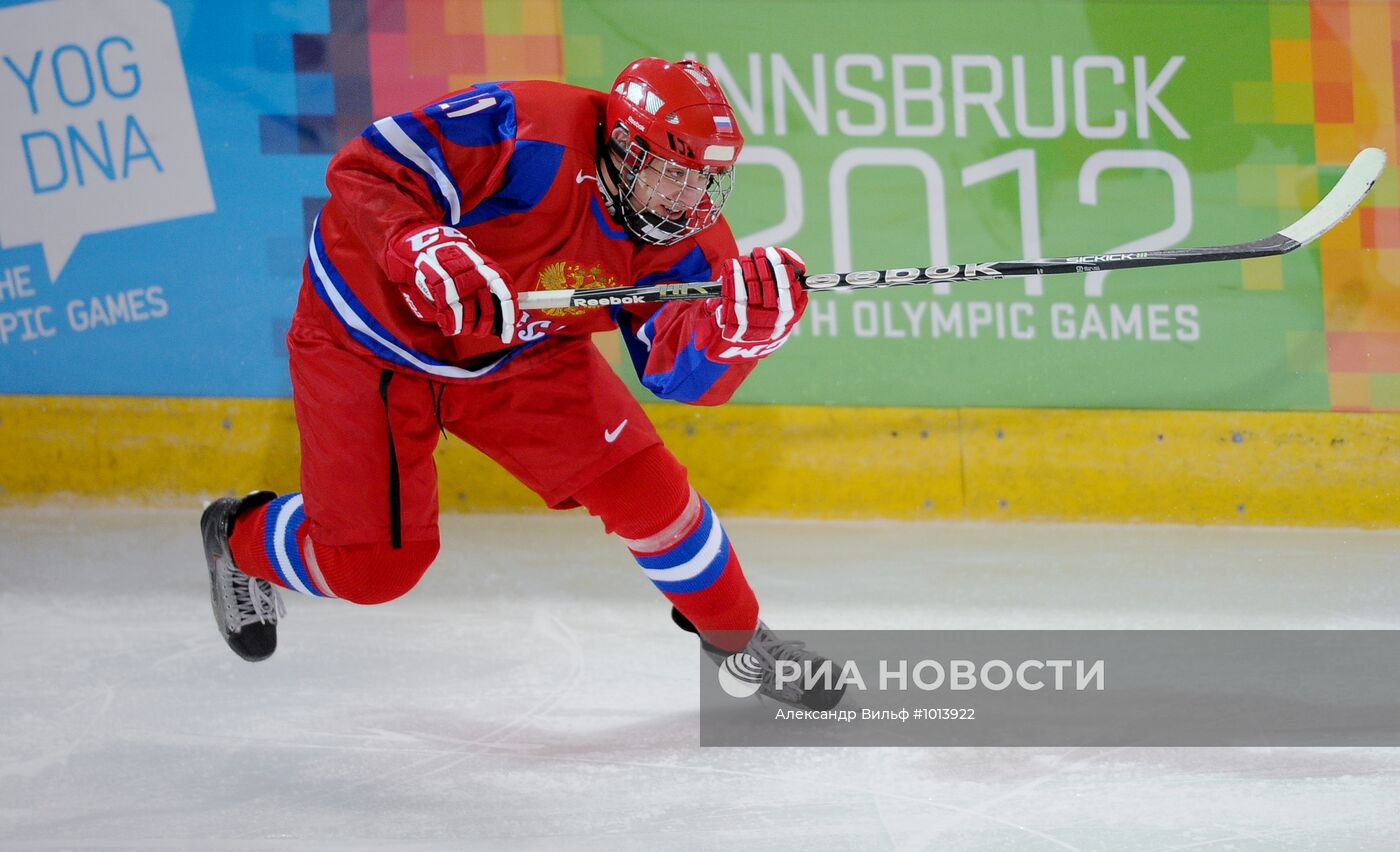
[[600, 58, 745, 245]]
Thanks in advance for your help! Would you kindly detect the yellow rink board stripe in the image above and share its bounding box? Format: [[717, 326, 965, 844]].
[[1, 395, 1396, 527], [960, 408, 1400, 526]]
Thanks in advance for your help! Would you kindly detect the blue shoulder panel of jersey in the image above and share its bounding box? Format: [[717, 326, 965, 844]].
[[459, 139, 564, 226], [424, 83, 563, 226], [429, 82, 516, 147]]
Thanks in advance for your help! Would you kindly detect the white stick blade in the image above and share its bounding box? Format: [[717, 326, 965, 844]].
[[1278, 147, 1387, 246]]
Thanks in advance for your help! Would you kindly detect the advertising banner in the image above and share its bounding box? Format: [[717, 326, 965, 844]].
[[1, 0, 1396, 409], [564, 1, 1399, 409]]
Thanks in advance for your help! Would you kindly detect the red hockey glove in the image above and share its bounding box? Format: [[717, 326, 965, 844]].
[[388, 224, 518, 344], [713, 246, 808, 354]]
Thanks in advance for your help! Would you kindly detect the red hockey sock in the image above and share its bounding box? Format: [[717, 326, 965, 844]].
[[575, 445, 759, 652], [227, 499, 296, 588]]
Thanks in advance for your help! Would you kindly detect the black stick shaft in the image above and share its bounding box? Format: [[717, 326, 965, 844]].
[[514, 147, 1382, 311], [515, 233, 1296, 309]]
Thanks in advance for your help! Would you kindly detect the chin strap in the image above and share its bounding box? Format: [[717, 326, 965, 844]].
[[595, 124, 629, 228], [594, 124, 690, 246]]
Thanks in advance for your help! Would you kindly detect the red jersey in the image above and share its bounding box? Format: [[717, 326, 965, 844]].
[[300, 80, 756, 405]]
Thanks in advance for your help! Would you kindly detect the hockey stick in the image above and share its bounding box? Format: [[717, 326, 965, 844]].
[[517, 147, 1386, 310]]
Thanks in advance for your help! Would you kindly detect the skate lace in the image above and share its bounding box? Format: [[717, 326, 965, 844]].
[[749, 622, 823, 683], [227, 570, 285, 629]]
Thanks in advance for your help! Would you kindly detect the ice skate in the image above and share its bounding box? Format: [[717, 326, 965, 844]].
[[200, 491, 284, 661], [673, 608, 846, 711]]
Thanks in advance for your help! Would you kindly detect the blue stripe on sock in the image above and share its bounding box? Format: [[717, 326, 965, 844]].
[[651, 538, 731, 594], [280, 501, 324, 597], [261, 494, 299, 590]]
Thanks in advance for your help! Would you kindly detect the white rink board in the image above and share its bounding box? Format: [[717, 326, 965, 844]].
[[3, 507, 1400, 850]]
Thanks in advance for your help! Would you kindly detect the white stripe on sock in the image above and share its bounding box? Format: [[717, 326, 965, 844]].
[[272, 494, 315, 596], [640, 512, 725, 583]]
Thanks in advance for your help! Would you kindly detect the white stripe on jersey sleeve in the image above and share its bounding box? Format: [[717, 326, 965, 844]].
[[372, 117, 463, 224]]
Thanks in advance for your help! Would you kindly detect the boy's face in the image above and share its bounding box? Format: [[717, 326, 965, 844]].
[[629, 156, 712, 221]]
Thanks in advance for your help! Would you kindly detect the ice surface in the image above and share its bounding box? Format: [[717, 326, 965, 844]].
[[3, 505, 1400, 850]]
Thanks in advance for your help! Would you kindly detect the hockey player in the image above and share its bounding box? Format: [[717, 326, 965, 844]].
[[200, 58, 843, 711]]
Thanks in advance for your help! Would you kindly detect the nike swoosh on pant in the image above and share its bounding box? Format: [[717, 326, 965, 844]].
[[604, 420, 629, 443]]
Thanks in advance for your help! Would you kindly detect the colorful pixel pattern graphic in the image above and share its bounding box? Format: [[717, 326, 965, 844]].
[[259, 0, 564, 234], [1240, 1, 1400, 411], [1308, 0, 1400, 411]]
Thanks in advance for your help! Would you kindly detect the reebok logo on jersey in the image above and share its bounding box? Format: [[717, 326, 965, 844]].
[[604, 419, 629, 443]]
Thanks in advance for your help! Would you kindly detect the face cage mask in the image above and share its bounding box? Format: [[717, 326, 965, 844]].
[[601, 135, 735, 246]]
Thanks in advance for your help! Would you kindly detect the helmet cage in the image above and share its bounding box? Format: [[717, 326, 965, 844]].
[[606, 132, 735, 246]]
